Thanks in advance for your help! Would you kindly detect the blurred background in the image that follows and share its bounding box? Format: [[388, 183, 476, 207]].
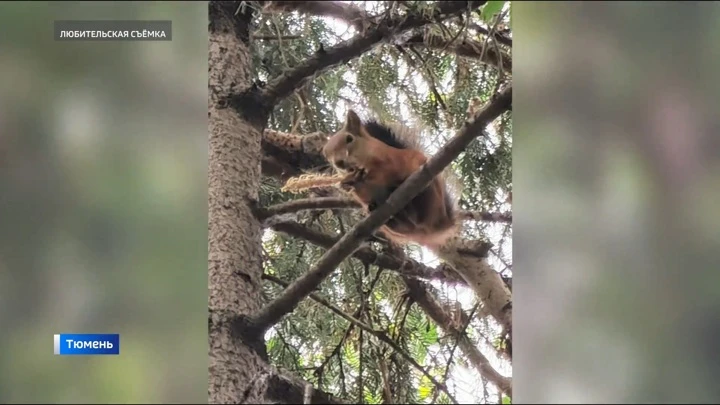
[[514, 2, 720, 403], [0, 2, 208, 403]]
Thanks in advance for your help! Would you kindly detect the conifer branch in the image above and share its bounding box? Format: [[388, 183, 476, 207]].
[[256, 1, 486, 108], [270, 221, 466, 285], [405, 277, 512, 397], [262, 274, 460, 404], [263, 1, 370, 31], [404, 31, 512, 72], [257, 196, 512, 225]]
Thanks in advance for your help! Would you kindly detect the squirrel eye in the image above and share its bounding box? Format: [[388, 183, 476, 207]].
[[345, 134, 353, 143]]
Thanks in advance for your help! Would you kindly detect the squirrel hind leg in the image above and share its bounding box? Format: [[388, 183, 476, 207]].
[[365, 184, 426, 236], [385, 210, 422, 235], [415, 180, 456, 230]]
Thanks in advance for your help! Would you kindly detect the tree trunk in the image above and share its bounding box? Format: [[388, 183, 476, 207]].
[[208, 2, 267, 403]]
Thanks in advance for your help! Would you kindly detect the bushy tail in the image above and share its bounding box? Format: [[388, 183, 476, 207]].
[[381, 220, 459, 252]]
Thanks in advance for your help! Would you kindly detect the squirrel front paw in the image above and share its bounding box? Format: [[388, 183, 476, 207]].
[[340, 168, 366, 187], [339, 180, 354, 192]]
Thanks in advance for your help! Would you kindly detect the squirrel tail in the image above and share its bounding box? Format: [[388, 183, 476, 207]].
[[361, 116, 464, 250], [381, 220, 459, 252]]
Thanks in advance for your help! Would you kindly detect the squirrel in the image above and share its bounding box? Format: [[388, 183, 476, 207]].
[[321, 110, 460, 250]]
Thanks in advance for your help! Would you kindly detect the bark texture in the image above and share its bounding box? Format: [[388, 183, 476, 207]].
[[437, 236, 512, 334], [208, 2, 267, 403]]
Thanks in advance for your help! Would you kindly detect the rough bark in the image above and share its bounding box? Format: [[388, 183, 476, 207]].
[[208, 2, 267, 403], [261, 130, 327, 178]]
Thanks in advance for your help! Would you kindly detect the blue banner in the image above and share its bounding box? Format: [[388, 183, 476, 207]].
[[54, 333, 120, 355]]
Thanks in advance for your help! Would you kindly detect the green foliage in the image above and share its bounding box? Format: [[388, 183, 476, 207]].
[[481, 1, 508, 24], [418, 375, 434, 401], [363, 382, 384, 404], [356, 52, 400, 120]]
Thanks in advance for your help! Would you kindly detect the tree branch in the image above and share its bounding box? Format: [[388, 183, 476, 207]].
[[258, 197, 361, 219], [438, 237, 512, 336], [248, 85, 511, 334], [263, 1, 371, 32], [264, 371, 349, 404], [469, 23, 512, 47], [459, 210, 512, 224], [261, 129, 327, 177], [404, 31, 512, 72], [256, 1, 486, 108], [262, 274, 459, 404], [253, 34, 302, 41], [405, 277, 512, 397], [257, 196, 511, 225], [264, 227, 513, 399], [270, 221, 465, 285]]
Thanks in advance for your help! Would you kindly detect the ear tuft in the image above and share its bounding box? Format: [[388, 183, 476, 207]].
[[344, 110, 362, 135]]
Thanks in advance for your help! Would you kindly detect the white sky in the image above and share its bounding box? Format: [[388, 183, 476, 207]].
[[263, 2, 512, 403]]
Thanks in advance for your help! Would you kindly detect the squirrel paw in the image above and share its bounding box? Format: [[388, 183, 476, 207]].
[[340, 168, 367, 189]]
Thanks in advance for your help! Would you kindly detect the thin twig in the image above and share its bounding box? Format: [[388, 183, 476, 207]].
[[405, 277, 512, 396], [458, 210, 512, 224], [478, 8, 508, 73], [253, 34, 302, 40], [469, 23, 512, 47], [258, 197, 361, 220], [432, 304, 479, 403], [262, 274, 460, 404]]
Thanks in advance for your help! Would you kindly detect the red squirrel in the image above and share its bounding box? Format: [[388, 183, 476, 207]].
[[322, 110, 459, 249]]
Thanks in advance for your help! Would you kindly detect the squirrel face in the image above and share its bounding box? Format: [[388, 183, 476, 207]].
[[322, 110, 366, 173]]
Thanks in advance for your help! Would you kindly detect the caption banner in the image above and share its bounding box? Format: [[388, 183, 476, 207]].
[[54, 20, 172, 41], [54, 333, 120, 355]]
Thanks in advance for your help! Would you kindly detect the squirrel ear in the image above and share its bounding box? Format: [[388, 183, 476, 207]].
[[344, 110, 362, 136]]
